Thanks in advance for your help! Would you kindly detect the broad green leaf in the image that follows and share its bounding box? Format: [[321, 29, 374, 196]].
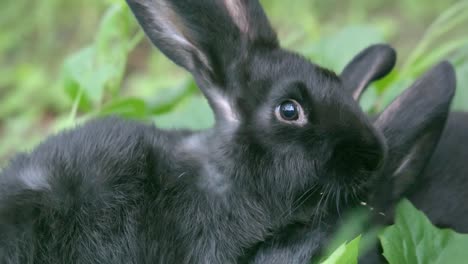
[[98, 97, 149, 118], [61, 46, 104, 109], [380, 199, 468, 264], [319, 207, 385, 263], [94, 3, 137, 95], [153, 95, 214, 130], [307, 25, 386, 72], [320, 236, 361, 264], [149, 80, 198, 114], [60, 3, 139, 111]]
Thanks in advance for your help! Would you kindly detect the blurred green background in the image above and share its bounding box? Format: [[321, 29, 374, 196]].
[[1, 0, 468, 164]]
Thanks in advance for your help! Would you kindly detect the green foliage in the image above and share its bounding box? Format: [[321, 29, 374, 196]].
[[376, 1, 468, 111], [323, 199, 468, 264], [1, 0, 468, 162], [319, 236, 361, 264], [61, 2, 142, 120], [1, 0, 468, 261], [380, 199, 468, 264]]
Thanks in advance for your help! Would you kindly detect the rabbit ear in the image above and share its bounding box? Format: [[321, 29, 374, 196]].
[[126, 0, 278, 122], [341, 44, 396, 100], [373, 61, 456, 200]]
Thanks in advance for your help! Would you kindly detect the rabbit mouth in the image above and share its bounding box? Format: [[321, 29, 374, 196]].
[[302, 172, 374, 225], [282, 178, 366, 226], [316, 184, 357, 217]]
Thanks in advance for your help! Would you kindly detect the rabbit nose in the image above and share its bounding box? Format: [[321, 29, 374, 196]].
[[326, 116, 387, 177], [331, 134, 385, 174], [315, 93, 387, 173], [353, 132, 386, 172]]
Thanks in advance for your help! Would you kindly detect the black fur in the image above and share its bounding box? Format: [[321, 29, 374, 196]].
[[2, 0, 464, 263], [361, 112, 468, 264], [409, 112, 468, 232], [251, 59, 460, 264], [0, 0, 387, 263], [340, 44, 396, 100]]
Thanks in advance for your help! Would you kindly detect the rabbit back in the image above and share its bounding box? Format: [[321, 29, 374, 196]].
[[408, 112, 468, 232], [0, 117, 186, 263]]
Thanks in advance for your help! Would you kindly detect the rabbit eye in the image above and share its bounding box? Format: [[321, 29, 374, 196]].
[[279, 101, 299, 120], [275, 99, 307, 125]]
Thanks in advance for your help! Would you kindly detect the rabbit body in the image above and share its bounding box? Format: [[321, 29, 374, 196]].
[[0, 0, 460, 263], [399, 111, 468, 232], [359, 111, 468, 264], [2, 112, 332, 264], [0, 118, 183, 263], [0, 117, 289, 263], [368, 111, 468, 232]]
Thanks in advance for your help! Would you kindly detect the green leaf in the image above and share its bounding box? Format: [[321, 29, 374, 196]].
[[149, 80, 198, 114], [94, 3, 137, 95], [60, 3, 140, 112], [307, 25, 386, 72], [153, 95, 214, 130], [373, 77, 413, 112], [98, 97, 149, 118], [320, 236, 361, 264], [452, 58, 468, 111], [380, 199, 468, 264], [61, 46, 104, 109]]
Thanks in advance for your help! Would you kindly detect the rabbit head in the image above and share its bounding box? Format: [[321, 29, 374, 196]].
[[127, 0, 392, 224], [244, 48, 457, 264]]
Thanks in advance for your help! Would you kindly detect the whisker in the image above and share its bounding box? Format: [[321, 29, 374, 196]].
[[279, 183, 318, 221], [287, 185, 319, 219], [335, 186, 341, 218], [312, 186, 327, 226]]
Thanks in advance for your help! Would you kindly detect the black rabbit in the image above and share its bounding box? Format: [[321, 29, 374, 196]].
[[251, 45, 466, 264], [0, 0, 386, 263], [0, 0, 459, 264], [358, 57, 468, 263], [361, 111, 468, 264], [245, 45, 460, 263], [341, 47, 468, 235], [343, 45, 468, 264], [0, 0, 391, 263]]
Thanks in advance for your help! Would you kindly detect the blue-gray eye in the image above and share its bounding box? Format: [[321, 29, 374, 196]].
[[274, 99, 307, 125], [279, 100, 299, 120]]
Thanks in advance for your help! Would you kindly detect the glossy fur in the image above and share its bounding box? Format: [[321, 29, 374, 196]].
[[0, 0, 388, 263], [251, 58, 461, 264], [1, 0, 465, 263], [362, 111, 468, 264]]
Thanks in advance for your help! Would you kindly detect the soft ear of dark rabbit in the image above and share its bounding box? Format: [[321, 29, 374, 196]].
[[340, 44, 396, 100], [369, 61, 456, 212], [126, 0, 278, 123]]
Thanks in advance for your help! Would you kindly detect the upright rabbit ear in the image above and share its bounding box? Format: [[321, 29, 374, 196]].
[[372, 62, 455, 203], [126, 0, 278, 122], [341, 44, 396, 100]]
